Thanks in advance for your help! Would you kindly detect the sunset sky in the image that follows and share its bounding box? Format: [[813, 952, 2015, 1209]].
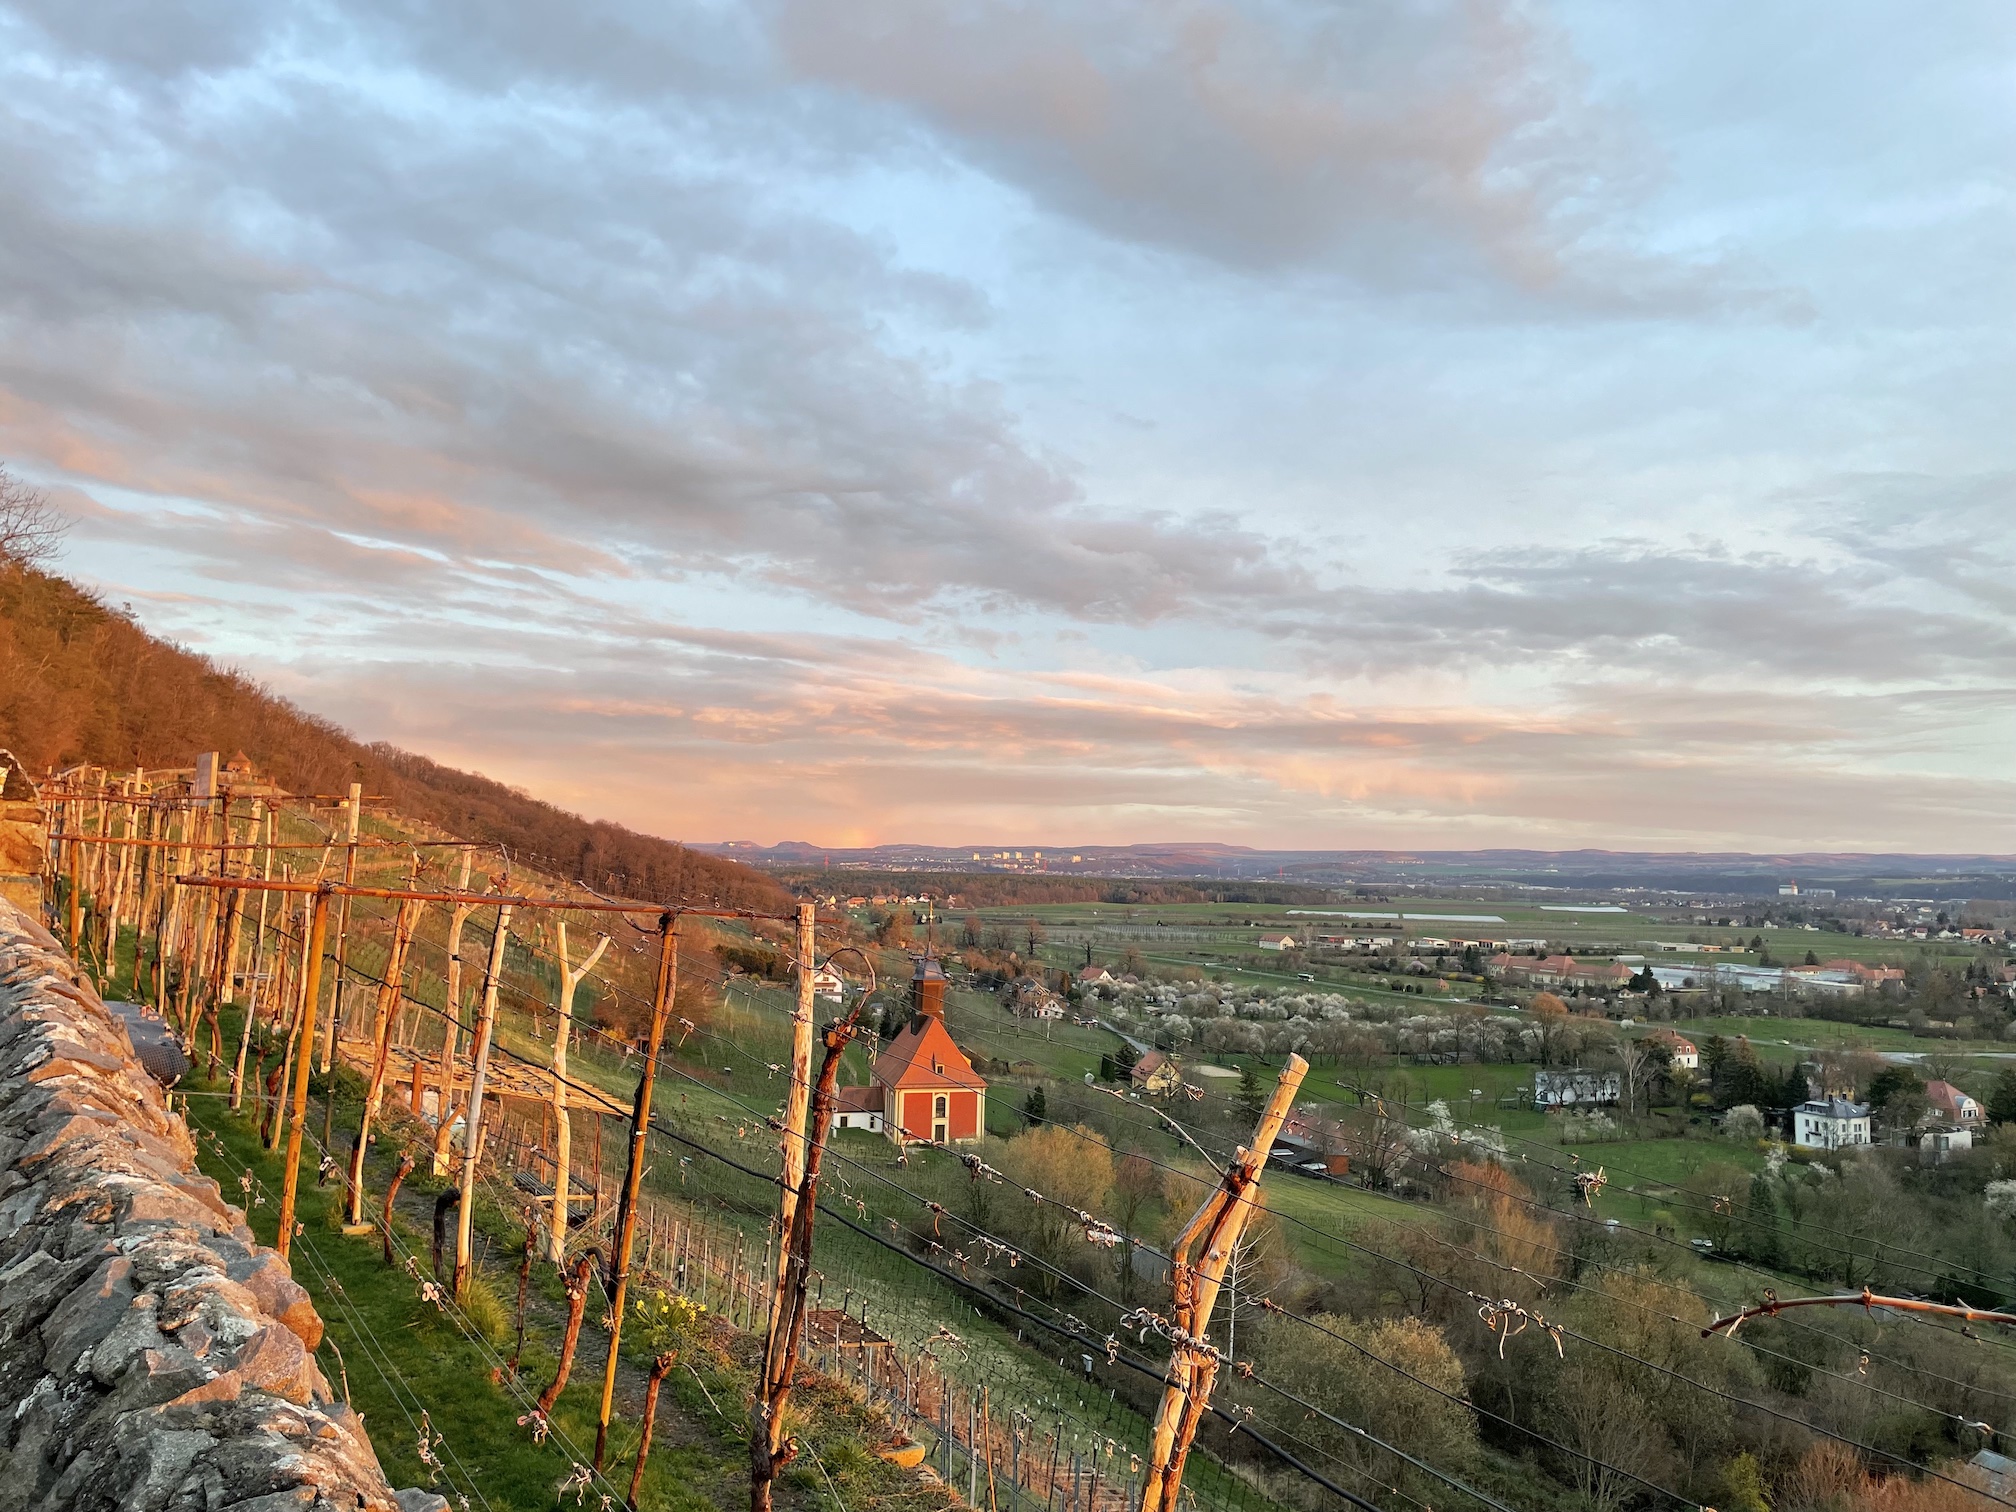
[[2, 2, 2011, 852]]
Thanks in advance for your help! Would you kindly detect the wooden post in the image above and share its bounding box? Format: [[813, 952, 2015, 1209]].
[[550, 920, 609, 1262], [761, 905, 817, 1362], [348, 897, 426, 1224], [320, 783, 361, 1073], [436, 850, 476, 1101], [453, 903, 513, 1299], [230, 801, 272, 1111], [593, 913, 681, 1470], [1138, 1055, 1307, 1512], [65, 824, 82, 960], [750, 1010, 859, 1512], [276, 887, 333, 1263]]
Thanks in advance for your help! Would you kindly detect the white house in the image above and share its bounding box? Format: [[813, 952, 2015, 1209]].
[[1533, 1068, 1621, 1108], [833, 1085, 885, 1133], [1793, 1096, 1871, 1150], [812, 966, 846, 1002], [1645, 1029, 1699, 1070]]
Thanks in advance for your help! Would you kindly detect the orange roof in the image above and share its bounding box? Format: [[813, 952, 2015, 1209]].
[[873, 1012, 986, 1092]]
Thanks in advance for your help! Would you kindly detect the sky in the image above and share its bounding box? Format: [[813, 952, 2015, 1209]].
[[1, 1, 2012, 853]]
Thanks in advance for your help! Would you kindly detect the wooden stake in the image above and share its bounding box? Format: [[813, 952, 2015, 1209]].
[[761, 903, 818, 1367], [1138, 1054, 1307, 1512], [348, 896, 426, 1223], [549, 920, 609, 1262], [750, 1010, 859, 1512], [453, 903, 513, 1299], [593, 913, 680, 1470], [320, 781, 361, 1074], [275, 887, 333, 1263]]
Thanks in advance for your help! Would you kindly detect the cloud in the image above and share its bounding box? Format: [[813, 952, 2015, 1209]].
[[1259, 535, 2016, 685], [0, 5, 1322, 624], [767, 0, 1787, 309]]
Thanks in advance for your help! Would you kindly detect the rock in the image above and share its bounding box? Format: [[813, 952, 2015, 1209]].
[[0, 897, 431, 1510], [231, 1253, 324, 1350], [229, 1326, 320, 1406]]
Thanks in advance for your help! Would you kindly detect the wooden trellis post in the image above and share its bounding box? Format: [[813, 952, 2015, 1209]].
[[347, 895, 426, 1224], [593, 912, 681, 1470], [762, 905, 818, 1343], [1138, 1053, 1307, 1512], [549, 919, 609, 1262], [751, 1009, 858, 1512], [275, 886, 333, 1262], [453, 902, 513, 1299]]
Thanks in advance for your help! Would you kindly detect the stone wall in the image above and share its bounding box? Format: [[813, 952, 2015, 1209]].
[[0, 896, 440, 1512]]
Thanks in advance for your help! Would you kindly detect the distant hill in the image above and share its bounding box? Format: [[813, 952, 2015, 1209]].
[[0, 563, 791, 913], [704, 840, 2016, 901]]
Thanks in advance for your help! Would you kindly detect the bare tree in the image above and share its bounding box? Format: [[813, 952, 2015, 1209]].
[[0, 465, 65, 568]]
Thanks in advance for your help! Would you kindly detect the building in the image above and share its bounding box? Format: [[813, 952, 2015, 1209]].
[[1645, 1029, 1699, 1070], [1793, 1096, 1871, 1150], [1130, 1051, 1184, 1097], [1925, 1080, 1983, 1126], [1257, 934, 1298, 952], [1533, 1068, 1621, 1108], [863, 957, 987, 1145], [1078, 965, 1115, 988], [811, 966, 846, 1003], [1920, 1125, 1974, 1164], [832, 1085, 884, 1133]]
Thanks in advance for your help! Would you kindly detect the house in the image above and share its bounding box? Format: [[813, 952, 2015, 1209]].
[[1645, 1029, 1699, 1070], [1793, 1096, 1871, 1150], [1533, 1068, 1621, 1108], [1925, 1080, 1983, 1125], [1920, 1125, 1974, 1164], [1567, 961, 1634, 988], [811, 966, 846, 1003], [861, 957, 987, 1145], [1130, 1051, 1184, 1097], [1257, 934, 1298, 952], [1078, 965, 1115, 988], [833, 1084, 885, 1133], [1818, 959, 1906, 987]]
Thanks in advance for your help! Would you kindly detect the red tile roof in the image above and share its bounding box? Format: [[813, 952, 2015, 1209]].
[[873, 1012, 986, 1092]]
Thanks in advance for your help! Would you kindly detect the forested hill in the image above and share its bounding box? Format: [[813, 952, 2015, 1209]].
[[0, 563, 790, 913]]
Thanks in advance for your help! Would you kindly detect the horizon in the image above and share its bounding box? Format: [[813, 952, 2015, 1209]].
[[2, 4, 2011, 852]]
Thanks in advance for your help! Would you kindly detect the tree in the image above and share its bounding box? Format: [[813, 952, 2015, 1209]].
[[1990, 1069, 2016, 1126], [1024, 918, 1047, 955], [1724, 1451, 1770, 1512], [0, 464, 65, 569], [1021, 1084, 1048, 1126], [1532, 993, 1570, 1066], [1236, 1062, 1265, 1120], [1114, 1040, 1140, 1081], [999, 1124, 1113, 1285], [1261, 1314, 1476, 1502]]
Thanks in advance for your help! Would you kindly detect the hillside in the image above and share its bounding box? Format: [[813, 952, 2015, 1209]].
[[0, 562, 789, 912]]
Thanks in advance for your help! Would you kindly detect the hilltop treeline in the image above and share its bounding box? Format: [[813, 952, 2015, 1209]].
[[0, 563, 789, 913], [770, 868, 1336, 907]]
